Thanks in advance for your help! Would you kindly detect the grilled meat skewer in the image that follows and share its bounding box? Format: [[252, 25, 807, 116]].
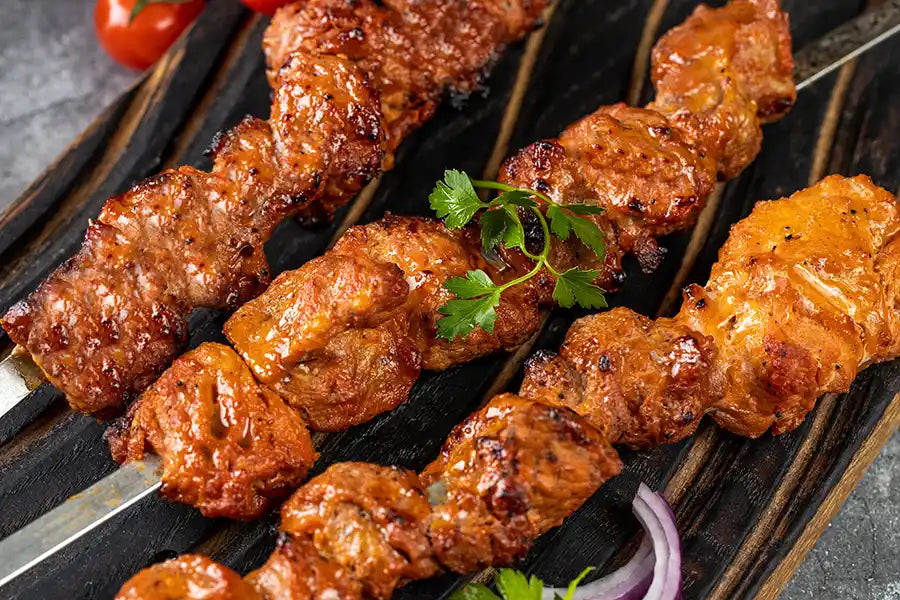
[[223, 0, 795, 428], [114, 174, 900, 599], [1, 0, 550, 417], [105, 0, 795, 522]]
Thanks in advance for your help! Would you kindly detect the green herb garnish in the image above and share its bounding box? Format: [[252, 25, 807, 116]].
[[429, 169, 608, 341], [129, 0, 195, 23], [449, 567, 594, 600]]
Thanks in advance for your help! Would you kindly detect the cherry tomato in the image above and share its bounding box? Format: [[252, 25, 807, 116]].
[[240, 0, 294, 15], [94, 0, 205, 70]]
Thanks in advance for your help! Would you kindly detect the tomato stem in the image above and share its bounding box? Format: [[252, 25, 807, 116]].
[[129, 0, 195, 23]]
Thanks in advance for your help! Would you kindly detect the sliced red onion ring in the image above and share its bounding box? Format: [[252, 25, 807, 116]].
[[541, 483, 681, 600], [633, 483, 682, 600]]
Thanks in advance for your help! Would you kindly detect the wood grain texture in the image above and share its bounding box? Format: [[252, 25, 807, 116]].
[[0, 1, 898, 599]]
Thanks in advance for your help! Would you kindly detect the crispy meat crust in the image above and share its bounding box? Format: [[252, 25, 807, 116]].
[[421, 394, 622, 572], [523, 176, 900, 440], [226, 216, 542, 431], [113, 555, 260, 600], [264, 0, 549, 157], [106, 343, 316, 520], [4, 0, 547, 416], [279, 463, 439, 599]]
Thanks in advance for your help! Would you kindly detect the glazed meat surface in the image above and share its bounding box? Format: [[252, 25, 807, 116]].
[[521, 309, 716, 447], [227, 216, 543, 431], [107, 343, 316, 520], [261, 315, 422, 431], [684, 175, 900, 436], [651, 0, 795, 122], [113, 554, 260, 600], [246, 536, 363, 600], [500, 0, 794, 283], [4, 0, 548, 417], [279, 463, 439, 599], [421, 394, 621, 573], [224, 252, 409, 384], [2, 222, 187, 416], [522, 175, 900, 440], [4, 52, 383, 416], [264, 0, 549, 156]]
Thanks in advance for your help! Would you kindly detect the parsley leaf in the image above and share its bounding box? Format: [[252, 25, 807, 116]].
[[500, 205, 526, 251], [449, 583, 502, 600], [545, 204, 607, 259], [430, 169, 486, 229], [495, 569, 544, 600], [430, 171, 610, 339], [445, 270, 500, 299], [479, 209, 515, 253], [494, 190, 537, 209], [552, 268, 608, 309], [565, 204, 605, 215], [546, 204, 573, 240], [568, 213, 606, 259], [436, 293, 501, 340], [558, 567, 594, 600]]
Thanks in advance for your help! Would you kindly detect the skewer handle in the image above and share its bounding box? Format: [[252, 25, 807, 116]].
[[0, 456, 163, 588]]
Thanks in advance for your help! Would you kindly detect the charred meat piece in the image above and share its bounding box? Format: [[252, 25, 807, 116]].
[[4, 0, 550, 417], [225, 252, 408, 384], [421, 394, 621, 573], [107, 343, 316, 520], [264, 315, 422, 432], [4, 52, 383, 417], [651, 0, 795, 122], [650, 0, 794, 179], [279, 463, 439, 599], [263, 0, 549, 155], [97, 167, 271, 311], [521, 309, 715, 447], [558, 104, 718, 261], [246, 535, 363, 600], [268, 52, 385, 214], [333, 216, 543, 370], [113, 554, 260, 600], [2, 222, 187, 416], [683, 175, 900, 436], [227, 216, 543, 431]]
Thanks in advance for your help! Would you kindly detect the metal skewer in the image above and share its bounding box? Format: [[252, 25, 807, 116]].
[[0, 456, 162, 588], [0, 1, 898, 588]]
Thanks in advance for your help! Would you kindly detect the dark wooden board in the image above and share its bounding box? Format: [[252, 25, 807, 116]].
[[0, 1, 898, 598]]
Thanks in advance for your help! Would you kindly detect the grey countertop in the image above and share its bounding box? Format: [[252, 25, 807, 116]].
[[0, 0, 897, 598]]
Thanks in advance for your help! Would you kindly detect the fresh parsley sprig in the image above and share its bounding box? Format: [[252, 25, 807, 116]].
[[449, 567, 594, 600], [429, 169, 608, 341]]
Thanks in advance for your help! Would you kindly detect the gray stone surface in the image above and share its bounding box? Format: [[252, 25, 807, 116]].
[[0, 1, 896, 599], [0, 0, 134, 207]]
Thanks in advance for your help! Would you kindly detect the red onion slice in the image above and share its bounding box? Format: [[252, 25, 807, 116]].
[[540, 483, 682, 600], [632, 483, 682, 600], [540, 537, 653, 600]]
